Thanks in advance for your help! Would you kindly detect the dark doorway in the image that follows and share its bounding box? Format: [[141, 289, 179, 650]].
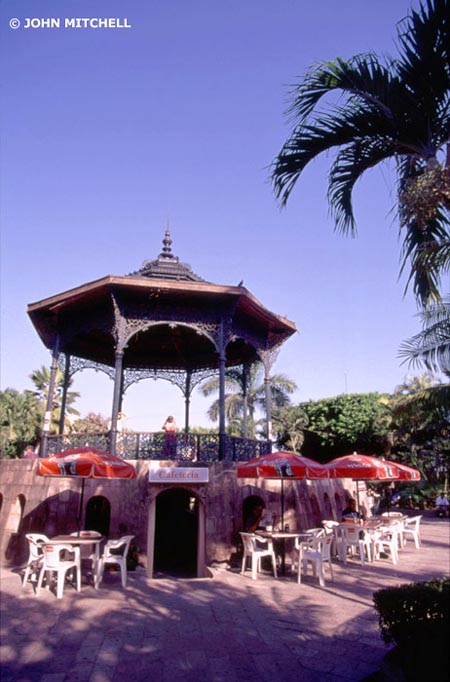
[[85, 496, 111, 537], [154, 488, 198, 578]]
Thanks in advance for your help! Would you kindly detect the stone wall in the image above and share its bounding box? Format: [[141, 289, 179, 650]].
[[0, 460, 356, 571]]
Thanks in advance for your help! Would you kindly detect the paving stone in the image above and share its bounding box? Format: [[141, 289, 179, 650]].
[[0, 516, 448, 682]]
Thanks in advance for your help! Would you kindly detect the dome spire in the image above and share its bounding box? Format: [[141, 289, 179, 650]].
[[160, 219, 174, 259], [129, 224, 206, 282]]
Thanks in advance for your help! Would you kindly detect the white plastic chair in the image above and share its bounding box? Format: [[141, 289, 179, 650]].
[[337, 524, 372, 565], [70, 530, 102, 576], [36, 543, 81, 598], [322, 520, 339, 556], [240, 532, 277, 580], [97, 535, 134, 588], [296, 535, 334, 587], [305, 527, 326, 537], [402, 515, 422, 548], [322, 520, 339, 534], [23, 534, 49, 586], [373, 525, 399, 565], [381, 512, 405, 547]]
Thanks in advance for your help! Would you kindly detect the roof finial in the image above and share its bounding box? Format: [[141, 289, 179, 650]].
[[161, 219, 174, 259]]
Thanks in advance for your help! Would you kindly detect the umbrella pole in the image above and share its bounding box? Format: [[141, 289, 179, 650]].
[[77, 479, 85, 536], [281, 477, 286, 575]]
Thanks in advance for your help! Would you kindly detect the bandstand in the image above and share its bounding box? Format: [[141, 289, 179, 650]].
[[27, 230, 297, 461]]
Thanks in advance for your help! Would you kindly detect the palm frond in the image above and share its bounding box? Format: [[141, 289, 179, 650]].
[[399, 296, 450, 373], [396, 0, 450, 117], [287, 54, 396, 124], [328, 137, 400, 234], [399, 213, 449, 304], [271, 0, 450, 306]]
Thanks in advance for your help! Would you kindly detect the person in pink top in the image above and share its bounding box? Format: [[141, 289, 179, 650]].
[[162, 415, 178, 456]]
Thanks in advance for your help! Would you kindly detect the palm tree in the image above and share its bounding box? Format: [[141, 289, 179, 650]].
[[398, 298, 450, 409], [272, 0, 449, 305], [199, 363, 297, 437], [399, 296, 450, 373], [29, 365, 80, 433], [388, 373, 449, 477], [272, 405, 309, 453]]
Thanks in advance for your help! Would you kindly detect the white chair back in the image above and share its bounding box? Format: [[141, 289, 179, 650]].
[[23, 534, 49, 586], [98, 535, 134, 589], [305, 527, 326, 537], [239, 532, 277, 580], [403, 514, 422, 548], [37, 544, 81, 598]]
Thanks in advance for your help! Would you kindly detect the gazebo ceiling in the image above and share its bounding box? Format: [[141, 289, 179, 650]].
[[27, 231, 297, 371]]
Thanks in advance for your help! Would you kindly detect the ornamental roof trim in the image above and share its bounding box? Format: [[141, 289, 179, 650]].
[[127, 227, 206, 282]]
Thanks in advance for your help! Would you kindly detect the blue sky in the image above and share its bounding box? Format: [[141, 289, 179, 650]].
[[0, 0, 431, 431]]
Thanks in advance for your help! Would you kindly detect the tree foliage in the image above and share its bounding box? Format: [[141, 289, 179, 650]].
[[199, 362, 297, 437], [272, 405, 309, 453], [399, 296, 450, 376], [72, 412, 110, 435], [291, 393, 392, 462], [388, 374, 449, 481], [0, 389, 41, 458], [272, 0, 450, 306], [29, 365, 80, 433], [274, 380, 449, 482]]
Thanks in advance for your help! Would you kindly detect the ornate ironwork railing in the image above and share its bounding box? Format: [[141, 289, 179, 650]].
[[45, 432, 272, 462]]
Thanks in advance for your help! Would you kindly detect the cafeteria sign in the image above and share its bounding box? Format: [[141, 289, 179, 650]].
[[149, 466, 209, 483]]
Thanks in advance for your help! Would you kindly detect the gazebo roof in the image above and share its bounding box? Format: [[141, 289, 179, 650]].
[[27, 231, 297, 370]]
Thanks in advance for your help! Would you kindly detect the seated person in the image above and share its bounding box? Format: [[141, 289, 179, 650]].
[[342, 498, 361, 522], [435, 492, 449, 516], [244, 502, 265, 532]]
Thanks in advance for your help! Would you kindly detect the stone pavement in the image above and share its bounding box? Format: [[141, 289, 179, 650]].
[[1, 515, 449, 682]]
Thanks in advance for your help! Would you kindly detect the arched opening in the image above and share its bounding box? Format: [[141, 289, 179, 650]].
[[16, 494, 26, 532], [153, 488, 199, 578], [323, 492, 333, 519], [334, 492, 344, 518], [309, 494, 321, 526], [4, 494, 26, 563], [85, 496, 111, 537]]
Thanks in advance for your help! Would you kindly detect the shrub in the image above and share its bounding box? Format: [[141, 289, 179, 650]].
[[373, 577, 450, 646], [373, 578, 450, 680]]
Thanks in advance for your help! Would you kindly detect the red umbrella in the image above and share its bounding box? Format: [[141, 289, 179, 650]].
[[325, 452, 402, 514], [384, 460, 421, 482], [39, 447, 137, 531], [237, 451, 328, 528], [325, 453, 400, 481]]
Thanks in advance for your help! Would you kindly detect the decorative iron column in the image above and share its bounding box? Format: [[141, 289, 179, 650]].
[[58, 353, 71, 435], [184, 370, 192, 433], [218, 319, 226, 460], [242, 362, 250, 439], [39, 334, 60, 458], [110, 349, 124, 455], [261, 350, 273, 442]]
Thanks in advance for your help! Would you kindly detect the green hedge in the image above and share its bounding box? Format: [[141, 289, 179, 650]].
[[373, 577, 450, 646]]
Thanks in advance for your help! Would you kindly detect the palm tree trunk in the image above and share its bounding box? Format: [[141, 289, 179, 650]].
[[40, 335, 60, 458]]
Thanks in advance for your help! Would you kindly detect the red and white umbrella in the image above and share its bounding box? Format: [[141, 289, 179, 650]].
[[325, 452, 401, 513], [384, 460, 421, 482], [238, 451, 327, 527], [39, 447, 136, 531], [325, 453, 400, 481]]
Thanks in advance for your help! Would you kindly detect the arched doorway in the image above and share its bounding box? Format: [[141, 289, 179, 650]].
[[153, 488, 199, 578], [85, 496, 111, 537]]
